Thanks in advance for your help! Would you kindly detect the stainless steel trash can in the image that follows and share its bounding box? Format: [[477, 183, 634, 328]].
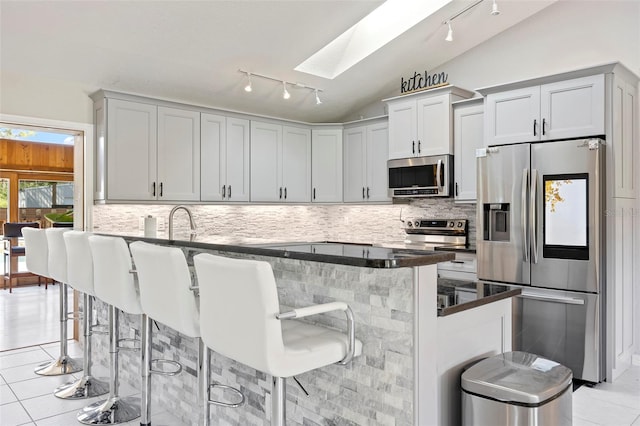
[[461, 351, 573, 426]]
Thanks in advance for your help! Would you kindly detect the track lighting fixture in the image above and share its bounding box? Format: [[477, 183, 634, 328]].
[[282, 81, 291, 100], [442, 0, 487, 42], [445, 22, 453, 42], [491, 0, 500, 15], [238, 69, 324, 105]]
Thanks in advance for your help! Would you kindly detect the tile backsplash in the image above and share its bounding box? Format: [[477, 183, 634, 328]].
[[92, 199, 477, 246]]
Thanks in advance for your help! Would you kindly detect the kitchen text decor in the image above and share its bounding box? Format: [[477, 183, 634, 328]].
[[400, 70, 449, 94]]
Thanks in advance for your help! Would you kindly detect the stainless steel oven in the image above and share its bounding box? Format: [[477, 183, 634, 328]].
[[388, 154, 452, 197]]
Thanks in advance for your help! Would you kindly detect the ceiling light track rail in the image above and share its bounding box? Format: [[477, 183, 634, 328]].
[[238, 69, 323, 104]]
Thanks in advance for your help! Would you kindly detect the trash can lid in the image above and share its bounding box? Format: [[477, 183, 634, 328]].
[[461, 351, 573, 405]]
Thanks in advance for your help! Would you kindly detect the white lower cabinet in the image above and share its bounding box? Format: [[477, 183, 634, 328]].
[[311, 128, 343, 202], [250, 121, 311, 202], [343, 121, 390, 203], [201, 114, 250, 202]]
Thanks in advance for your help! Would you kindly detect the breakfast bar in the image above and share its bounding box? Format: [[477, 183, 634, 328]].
[[86, 234, 516, 426]]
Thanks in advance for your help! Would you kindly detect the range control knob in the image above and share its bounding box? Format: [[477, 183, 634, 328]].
[[414, 220, 420, 227], [407, 221, 413, 227], [449, 221, 454, 227], [458, 221, 464, 228]]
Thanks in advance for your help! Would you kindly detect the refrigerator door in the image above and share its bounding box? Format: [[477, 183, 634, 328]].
[[512, 287, 602, 382], [530, 139, 604, 293], [477, 143, 530, 285]]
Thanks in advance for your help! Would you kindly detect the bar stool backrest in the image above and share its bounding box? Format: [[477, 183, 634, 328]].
[[193, 253, 285, 376], [22, 227, 49, 278], [129, 241, 200, 338], [88, 235, 143, 315], [63, 231, 95, 297], [46, 228, 70, 283]]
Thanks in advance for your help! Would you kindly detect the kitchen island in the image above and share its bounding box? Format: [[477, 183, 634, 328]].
[[90, 235, 515, 426]]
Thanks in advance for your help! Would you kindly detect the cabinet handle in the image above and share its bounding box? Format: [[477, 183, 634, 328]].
[[228, 185, 231, 198], [455, 182, 458, 197], [418, 140, 421, 154], [152, 182, 156, 197], [313, 188, 316, 200], [160, 182, 163, 197], [542, 118, 547, 135], [284, 187, 287, 199], [279, 187, 282, 199], [412, 141, 415, 154], [362, 187, 365, 199], [222, 185, 226, 198], [366, 187, 370, 199], [533, 119, 537, 136]]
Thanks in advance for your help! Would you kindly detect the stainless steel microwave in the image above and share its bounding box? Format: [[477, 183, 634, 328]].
[[387, 154, 453, 198]]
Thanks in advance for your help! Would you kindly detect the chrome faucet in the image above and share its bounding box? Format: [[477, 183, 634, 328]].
[[168, 205, 197, 241]]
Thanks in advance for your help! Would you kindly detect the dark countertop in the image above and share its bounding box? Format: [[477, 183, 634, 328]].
[[437, 279, 520, 316], [113, 235, 455, 269]]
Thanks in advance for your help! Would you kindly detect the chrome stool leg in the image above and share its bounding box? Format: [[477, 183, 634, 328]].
[[200, 339, 210, 426], [271, 377, 286, 426], [140, 314, 152, 426], [54, 294, 109, 399], [34, 283, 82, 376], [77, 305, 141, 425]]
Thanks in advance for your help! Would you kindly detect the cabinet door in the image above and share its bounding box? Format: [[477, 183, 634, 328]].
[[311, 129, 343, 202], [453, 103, 484, 202], [225, 117, 251, 202], [540, 74, 605, 141], [388, 98, 417, 159], [106, 99, 157, 201], [366, 122, 391, 202], [200, 113, 226, 202], [250, 121, 282, 202], [343, 126, 367, 202], [485, 87, 540, 145], [611, 77, 636, 198], [157, 106, 200, 201], [282, 126, 311, 202], [417, 94, 451, 156]]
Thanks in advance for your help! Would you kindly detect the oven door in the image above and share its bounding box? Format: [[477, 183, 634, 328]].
[[511, 286, 602, 383]]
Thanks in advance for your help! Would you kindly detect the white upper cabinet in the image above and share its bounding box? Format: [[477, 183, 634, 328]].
[[105, 98, 158, 201], [99, 98, 201, 202], [250, 121, 311, 202], [344, 121, 390, 203], [311, 128, 343, 202], [201, 115, 250, 202], [157, 106, 200, 201], [485, 74, 605, 146], [387, 87, 472, 160], [611, 75, 637, 198], [453, 100, 484, 202]]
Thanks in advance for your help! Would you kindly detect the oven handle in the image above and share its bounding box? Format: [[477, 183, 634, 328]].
[[519, 291, 585, 305], [436, 159, 442, 190]]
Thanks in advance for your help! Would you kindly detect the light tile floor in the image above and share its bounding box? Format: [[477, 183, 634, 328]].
[[1, 286, 639, 425]]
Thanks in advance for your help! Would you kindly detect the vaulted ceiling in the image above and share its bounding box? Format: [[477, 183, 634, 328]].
[[0, 0, 555, 123]]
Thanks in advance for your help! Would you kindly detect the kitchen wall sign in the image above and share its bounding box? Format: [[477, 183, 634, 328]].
[[400, 70, 449, 94]]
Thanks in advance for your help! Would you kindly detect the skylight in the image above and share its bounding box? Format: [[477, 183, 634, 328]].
[[295, 0, 453, 79]]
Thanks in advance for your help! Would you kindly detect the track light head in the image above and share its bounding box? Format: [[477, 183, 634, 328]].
[[491, 0, 500, 15], [244, 73, 253, 92], [282, 81, 291, 100], [315, 89, 322, 105], [445, 22, 453, 42]]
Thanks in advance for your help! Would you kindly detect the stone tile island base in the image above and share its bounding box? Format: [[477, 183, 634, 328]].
[[86, 243, 511, 426]]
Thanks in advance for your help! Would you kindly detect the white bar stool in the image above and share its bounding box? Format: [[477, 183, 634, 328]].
[[54, 231, 109, 399], [34, 228, 83, 376], [78, 235, 143, 425], [193, 253, 363, 426], [130, 241, 244, 426], [22, 227, 50, 286]]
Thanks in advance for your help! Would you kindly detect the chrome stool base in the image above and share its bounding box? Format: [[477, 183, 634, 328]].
[[77, 395, 141, 425], [54, 375, 109, 399], [34, 355, 83, 376]]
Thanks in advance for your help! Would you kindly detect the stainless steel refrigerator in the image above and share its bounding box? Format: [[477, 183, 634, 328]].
[[477, 138, 605, 382]]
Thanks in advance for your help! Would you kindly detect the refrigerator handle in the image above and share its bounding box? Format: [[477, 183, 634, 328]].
[[522, 168, 529, 262], [436, 159, 442, 190], [531, 169, 539, 264]]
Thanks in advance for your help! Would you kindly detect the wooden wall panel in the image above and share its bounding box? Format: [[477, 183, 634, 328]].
[[0, 139, 74, 172]]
